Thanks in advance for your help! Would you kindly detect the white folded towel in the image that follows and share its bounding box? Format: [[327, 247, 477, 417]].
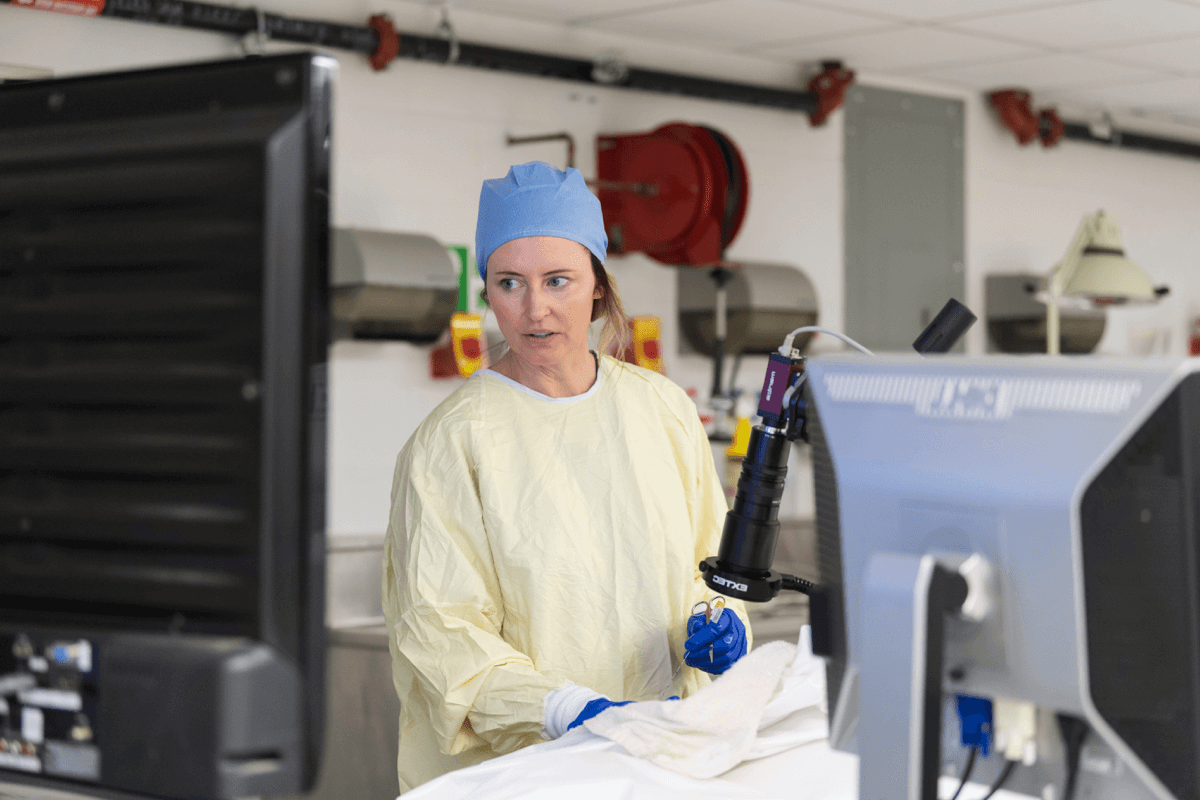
[[584, 630, 828, 778]]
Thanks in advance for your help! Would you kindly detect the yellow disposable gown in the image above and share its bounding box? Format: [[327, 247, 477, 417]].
[[382, 354, 751, 791]]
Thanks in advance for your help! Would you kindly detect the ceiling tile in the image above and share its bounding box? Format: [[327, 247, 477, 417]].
[[948, 0, 1200, 49], [915, 52, 1171, 89], [800, 0, 1080, 23], [758, 25, 1043, 72], [578, 0, 891, 49], [1100, 35, 1200, 74]]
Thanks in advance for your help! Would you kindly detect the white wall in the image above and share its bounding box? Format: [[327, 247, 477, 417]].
[[4, 3, 1200, 538], [964, 93, 1200, 358], [842, 71, 1200, 361], [326, 50, 843, 534]]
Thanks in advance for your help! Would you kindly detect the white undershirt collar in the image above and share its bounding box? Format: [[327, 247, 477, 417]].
[[476, 352, 603, 404]]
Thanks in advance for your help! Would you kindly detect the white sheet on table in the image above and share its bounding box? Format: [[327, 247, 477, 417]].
[[584, 633, 827, 777], [401, 627, 855, 800]]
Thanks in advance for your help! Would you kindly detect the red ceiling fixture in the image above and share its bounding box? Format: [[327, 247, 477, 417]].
[[807, 60, 856, 127], [9, 0, 105, 16], [367, 14, 399, 71], [989, 89, 1064, 148], [594, 122, 749, 267], [989, 89, 1039, 145]]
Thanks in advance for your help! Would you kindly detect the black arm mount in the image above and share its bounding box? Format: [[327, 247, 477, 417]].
[[699, 346, 813, 603], [700, 298, 977, 606]]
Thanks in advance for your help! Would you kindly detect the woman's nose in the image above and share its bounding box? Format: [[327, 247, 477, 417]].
[[525, 286, 550, 319]]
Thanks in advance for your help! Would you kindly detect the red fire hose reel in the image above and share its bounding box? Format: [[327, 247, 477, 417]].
[[989, 90, 1064, 147], [595, 123, 749, 267]]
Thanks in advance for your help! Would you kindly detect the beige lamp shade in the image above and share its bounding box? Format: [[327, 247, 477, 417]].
[[1060, 212, 1157, 302], [1065, 252, 1156, 301], [1046, 210, 1165, 354]]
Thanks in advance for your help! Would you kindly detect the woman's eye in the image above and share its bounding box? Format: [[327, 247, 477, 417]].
[[499, 278, 517, 290], [548, 276, 568, 288]]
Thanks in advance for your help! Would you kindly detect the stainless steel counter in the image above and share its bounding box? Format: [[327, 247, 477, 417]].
[[275, 624, 399, 800], [268, 535, 401, 800]]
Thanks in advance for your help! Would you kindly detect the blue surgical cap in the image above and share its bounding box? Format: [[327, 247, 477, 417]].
[[475, 161, 608, 279]]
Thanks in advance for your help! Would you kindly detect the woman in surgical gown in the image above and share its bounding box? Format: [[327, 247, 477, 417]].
[[383, 161, 751, 792]]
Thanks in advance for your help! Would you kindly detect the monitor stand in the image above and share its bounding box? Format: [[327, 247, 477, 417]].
[[855, 552, 1162, 800]]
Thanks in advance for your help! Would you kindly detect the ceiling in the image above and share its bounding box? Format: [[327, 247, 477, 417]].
[[391, 0, 1200, 127]]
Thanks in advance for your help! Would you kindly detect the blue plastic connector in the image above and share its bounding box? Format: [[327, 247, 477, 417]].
[[955, 694, 993, 757]]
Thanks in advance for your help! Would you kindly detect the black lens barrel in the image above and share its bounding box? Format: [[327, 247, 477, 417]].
[[717, 425, 791, 575]]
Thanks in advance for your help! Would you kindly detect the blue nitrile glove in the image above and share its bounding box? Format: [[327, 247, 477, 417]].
[[684, 609, 748, 674], [567, 698, 634, 731]]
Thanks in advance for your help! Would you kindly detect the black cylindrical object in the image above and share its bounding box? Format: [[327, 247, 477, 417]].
[[1063, 121, 1200, 162], [711, 336, 726, 400], [718, 426, 791, 573], [912, 298, 977, 354], [702, 366, 820, 602], [102, 0, 380, 52]]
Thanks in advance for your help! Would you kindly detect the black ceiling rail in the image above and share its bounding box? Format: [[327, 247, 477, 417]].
[[1063, 121, 1200, 161], [101, 0, 379, 53], [2, 0, 819, 113], [396, 36, 818, 112]]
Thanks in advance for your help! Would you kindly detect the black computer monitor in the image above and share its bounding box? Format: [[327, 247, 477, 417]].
[[0, 52, 332, 799]]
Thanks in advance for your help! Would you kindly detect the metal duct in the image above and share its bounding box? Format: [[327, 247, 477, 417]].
[[678, 262, 819, 357], [1063, 121, 1200, 162], [330, 228, 458, 342], [986, 273, 1106, 354]]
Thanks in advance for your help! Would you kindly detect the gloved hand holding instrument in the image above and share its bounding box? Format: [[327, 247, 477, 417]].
[[684, 596, 748, 675], [553, 597, 744, 730]]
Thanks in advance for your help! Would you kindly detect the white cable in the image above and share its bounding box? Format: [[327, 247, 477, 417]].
[[779, 326, 873, 357], [780, 371, 808, 410]]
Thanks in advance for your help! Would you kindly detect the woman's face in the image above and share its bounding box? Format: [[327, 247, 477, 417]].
[[486, 236, 599, 370]]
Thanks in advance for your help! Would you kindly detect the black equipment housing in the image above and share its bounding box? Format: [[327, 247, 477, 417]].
[[0, 53, 331, 799], [1080, 374, 1200, 800]]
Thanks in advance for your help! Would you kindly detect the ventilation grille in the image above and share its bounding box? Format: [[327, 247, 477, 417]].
[[0, 147, 267, 633], [804, 382, 848, 718]]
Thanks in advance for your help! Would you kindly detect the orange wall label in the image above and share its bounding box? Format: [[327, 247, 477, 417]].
[[15, 0, 105, 16], [450, 313, 485, 378], [630, 316, 664, 374]]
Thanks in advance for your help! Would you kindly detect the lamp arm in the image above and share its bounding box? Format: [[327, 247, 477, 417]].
[[1046, 215, 1095, 355], [1050, 216, 1096, 297]]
